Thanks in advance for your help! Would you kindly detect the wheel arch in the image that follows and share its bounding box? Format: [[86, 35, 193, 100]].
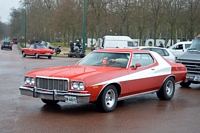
[[159, 75, 175, 90], [96, 83, 121, 101]]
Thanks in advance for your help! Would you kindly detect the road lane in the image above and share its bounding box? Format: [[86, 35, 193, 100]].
[[0, 44, 200, 133]]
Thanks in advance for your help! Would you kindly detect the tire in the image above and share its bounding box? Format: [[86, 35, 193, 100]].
[[156, 77, 175, 100], [1, 47, 2, 50], [48, 56, 51, 59], [10, 47, 12, 50], [96, 85, 118, 112], [180, 81, 191, 87], [41, 99, 59, 105], [22, 52, 26, 57], [35, 53, 39, 58]]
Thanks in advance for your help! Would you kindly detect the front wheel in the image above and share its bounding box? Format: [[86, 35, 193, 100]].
[[96, 85, 118, 112], [157, 77, 175, 100], [41, 99, 59, 105], [180, 81, 191, 88], [48, 56, 51, 59], [22, 52, 26, 57]]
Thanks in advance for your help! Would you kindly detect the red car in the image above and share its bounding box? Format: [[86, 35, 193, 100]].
[[19, 48, 187, 112], [21, 43, 54, 59]]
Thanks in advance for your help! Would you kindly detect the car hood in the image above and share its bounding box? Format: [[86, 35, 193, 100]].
[[26, 65, 126, 81], [178, 51, 200, 61]]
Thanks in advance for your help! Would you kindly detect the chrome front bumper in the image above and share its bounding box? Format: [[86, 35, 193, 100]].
[[19, 86, 90, 103]]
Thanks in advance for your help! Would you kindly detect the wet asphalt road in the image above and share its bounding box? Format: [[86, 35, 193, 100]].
[[0, 44, 200, 133]]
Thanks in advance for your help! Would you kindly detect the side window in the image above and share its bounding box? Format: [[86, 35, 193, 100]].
[[29, 44, 34, 48], [176, 44, 183, 50], [128, 42, 134, 47], [151, 48, 165, 56], [131, 53, 154, 67]]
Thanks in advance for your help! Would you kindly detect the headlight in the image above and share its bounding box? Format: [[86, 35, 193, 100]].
[[24, 77, 35, 85], [71, 81, 85, 90]]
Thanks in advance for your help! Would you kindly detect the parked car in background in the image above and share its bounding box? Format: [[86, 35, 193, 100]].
[[13, 38, 18, 44], [168, 41, 192, 58], [133, 46, 176, 62], [21, 43, 54, 59], [19, 48, 186, 112], [1, 38, 12, 50]]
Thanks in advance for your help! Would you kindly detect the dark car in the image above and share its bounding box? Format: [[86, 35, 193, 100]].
[[1, 39, 12, 50]]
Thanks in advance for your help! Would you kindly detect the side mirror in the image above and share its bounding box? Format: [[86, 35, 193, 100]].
[[131, 63, 141, 69], [135, 63, 141, 67]]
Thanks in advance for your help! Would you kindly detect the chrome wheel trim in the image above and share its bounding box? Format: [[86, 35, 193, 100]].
[[166, 80, 173, 96], [105, 89, 116, 108], [35, 53, 39, 58]]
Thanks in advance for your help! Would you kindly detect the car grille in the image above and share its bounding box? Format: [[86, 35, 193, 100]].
[[36, 77, 69, 91], [177, 60, 200, 75]]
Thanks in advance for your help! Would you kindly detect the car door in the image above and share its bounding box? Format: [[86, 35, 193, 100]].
[[28, 44, 36, 55], [170, 43, 184, 58], [128, 53, 158, 94]]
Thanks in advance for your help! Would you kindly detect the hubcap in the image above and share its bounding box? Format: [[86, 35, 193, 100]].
[[166, 80, 173, 96], [105, 89, 115, 108]]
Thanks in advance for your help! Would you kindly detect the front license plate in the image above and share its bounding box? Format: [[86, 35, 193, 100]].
[[65, 96, 77, 104], [194, 76, 200, 81], [46, 52, 50, 55]]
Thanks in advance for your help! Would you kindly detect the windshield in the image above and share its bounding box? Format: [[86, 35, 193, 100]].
[[77, 52, 130, 68], [188, 37, 200, 51], [36, 44, 47, 48]]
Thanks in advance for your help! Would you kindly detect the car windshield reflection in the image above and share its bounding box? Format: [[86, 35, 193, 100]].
[[77, 52, 130, 68]]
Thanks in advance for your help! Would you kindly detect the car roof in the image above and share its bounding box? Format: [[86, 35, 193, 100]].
[[94, 48, 150, 53], [174, 41, 192, 44], [133, 46, 167, 49]]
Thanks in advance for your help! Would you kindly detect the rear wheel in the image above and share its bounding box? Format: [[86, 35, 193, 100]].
[[96, 85, 118, 112], [41, 99, 59, 105], [180, 81, 191, 88], [10, 47, 12, 50], [157, 77, 175, 100], [35, 53, 39, 58]]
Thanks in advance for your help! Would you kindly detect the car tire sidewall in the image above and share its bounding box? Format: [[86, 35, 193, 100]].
[[97, 85, 118, 112], [157, 77, 175, 100]]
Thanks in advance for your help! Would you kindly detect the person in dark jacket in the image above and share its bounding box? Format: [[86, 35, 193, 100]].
[[70, 41, 74, 52]]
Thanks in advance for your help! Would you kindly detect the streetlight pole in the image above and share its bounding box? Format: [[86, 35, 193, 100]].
[[24, 0, 27, 47], [81, 0, 86, 55]]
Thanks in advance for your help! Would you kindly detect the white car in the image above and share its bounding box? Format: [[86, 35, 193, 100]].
[[133, 46, 176, 62], [168, 41, 192, 58]]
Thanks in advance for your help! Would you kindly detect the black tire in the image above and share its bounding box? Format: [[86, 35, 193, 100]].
[[41, 99, 59, 105], [48, 56, 51, 59], [22, 52, 26, 57], [1, 47, 3, 50], [180, 81, 191, 88], [10, 47, 12, 50], [35, 53, 39, 58], [156, 77, 175, 100], [96, 85, 118, 112]]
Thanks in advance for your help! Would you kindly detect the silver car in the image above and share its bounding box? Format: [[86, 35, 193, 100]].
[[133, 46, 176, 62]]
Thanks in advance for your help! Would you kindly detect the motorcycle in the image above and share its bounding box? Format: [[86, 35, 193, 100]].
[[73, 45, 82, 53]]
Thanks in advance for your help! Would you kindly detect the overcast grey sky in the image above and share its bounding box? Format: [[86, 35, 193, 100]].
[[0, 0, 21, 23]]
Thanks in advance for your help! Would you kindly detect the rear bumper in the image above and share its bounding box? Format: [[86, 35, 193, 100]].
[[1, 46, 12, 49], [19, 86, 90, 103]]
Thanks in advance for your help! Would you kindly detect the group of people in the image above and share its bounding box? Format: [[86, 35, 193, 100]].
[[70, 39, 81, 52]]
